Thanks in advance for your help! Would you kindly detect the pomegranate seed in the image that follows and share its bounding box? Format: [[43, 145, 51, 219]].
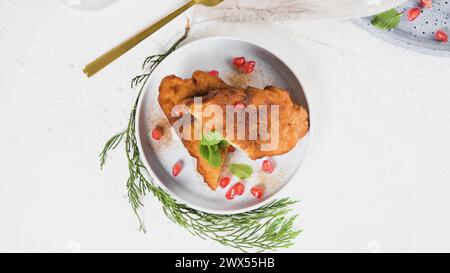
[[234, 102, 246, 110], [208, 70, 219, 76], [152, 127, 163, 141], [172, 161, 183, 177], [172, 105, 185, 118], [406, 7, 421, 22], [234, 182, 245, 196], [240, 61, 256, 74], [227, 145, 236, 152], [262, 159, 274, 174], [250, 185, 265, 200], [232, 57, 246, 67], [435, 30, 449, 43], [420, 0, 432, 9], [247, 60, 256, 67], [225, 186, 236, 200], [219, 177, 231, 188]]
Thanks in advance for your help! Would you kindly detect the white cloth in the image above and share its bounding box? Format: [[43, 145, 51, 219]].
[[194, 0, 406, 21]]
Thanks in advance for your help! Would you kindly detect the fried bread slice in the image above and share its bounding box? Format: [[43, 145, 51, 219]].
[[158, 71, 230, 190], [187, 86, 309, 160]]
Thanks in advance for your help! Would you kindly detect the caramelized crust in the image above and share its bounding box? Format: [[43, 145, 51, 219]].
[[188, 86, 309, 160], [158, 71, 309, 189]]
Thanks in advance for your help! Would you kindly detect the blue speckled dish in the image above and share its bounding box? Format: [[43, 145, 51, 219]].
[[356, 0, 450, 56]]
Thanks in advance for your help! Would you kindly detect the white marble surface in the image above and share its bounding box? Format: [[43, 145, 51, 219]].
[[1, 0, 450, 252], [195, 0, 406, 20]]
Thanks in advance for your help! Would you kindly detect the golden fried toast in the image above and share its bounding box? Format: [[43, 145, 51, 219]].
[[158, 71, 230, 190], [187, 86, 309, 160]]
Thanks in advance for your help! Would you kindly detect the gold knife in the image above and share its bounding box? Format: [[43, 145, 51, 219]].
[[83, 0, 223, 78]]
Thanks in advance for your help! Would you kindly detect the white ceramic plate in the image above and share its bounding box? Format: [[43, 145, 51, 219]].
[[136, 37, 310, 214]]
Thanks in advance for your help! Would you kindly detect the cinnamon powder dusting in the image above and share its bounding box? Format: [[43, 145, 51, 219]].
[[225, 67, 272, 89], [257, 168, 285, 192], [226, 71, 253, 89]]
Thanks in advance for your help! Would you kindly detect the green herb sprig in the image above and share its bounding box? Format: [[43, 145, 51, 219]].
[[371, 8, 403, 30], [230, 163, 253, 180], [199, 132, 228, 167], [100, 21, 301, 252]]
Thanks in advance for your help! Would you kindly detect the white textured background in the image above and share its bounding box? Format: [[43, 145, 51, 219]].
[[1, 0, 450, 252]]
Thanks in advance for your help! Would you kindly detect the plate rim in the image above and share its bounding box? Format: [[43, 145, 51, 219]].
[[135, 36, 312, 215]]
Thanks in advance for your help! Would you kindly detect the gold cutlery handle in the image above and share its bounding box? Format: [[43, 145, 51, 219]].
[[83, 0, 195, 77]]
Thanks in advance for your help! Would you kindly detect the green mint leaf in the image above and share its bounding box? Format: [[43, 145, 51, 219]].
[[230, 163, 253, 180], [199, 133, 227, 167], [199, 143, 223, 168], [199, 144, 210, 162], [201, 131, 223, 146], [218, 140, 229, 150], [371, 9, 402, 30]]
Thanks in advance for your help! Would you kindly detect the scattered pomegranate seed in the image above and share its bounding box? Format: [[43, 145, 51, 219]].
[[407, 7, 421, 21], [151, 127, 163, 141], [240, 60, 256, 74], [228, 145, 236, 152], [172, 161, 183, 177], [232, 57, 246, 68], [225, 186, 237, 200], [208, 70, 219, 76], [219, 177, 231, 188], [250, 185, 265, 200], [262, 159, 274, 174], [234, 102, 246, 110], [420, 0, 432, 9], [234, 183, 245, 196], [435, 30, 449, 43], [247, 60, 256, 67]]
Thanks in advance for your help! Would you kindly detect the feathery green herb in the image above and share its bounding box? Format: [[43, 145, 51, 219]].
[[100, 131, 124, 170]]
